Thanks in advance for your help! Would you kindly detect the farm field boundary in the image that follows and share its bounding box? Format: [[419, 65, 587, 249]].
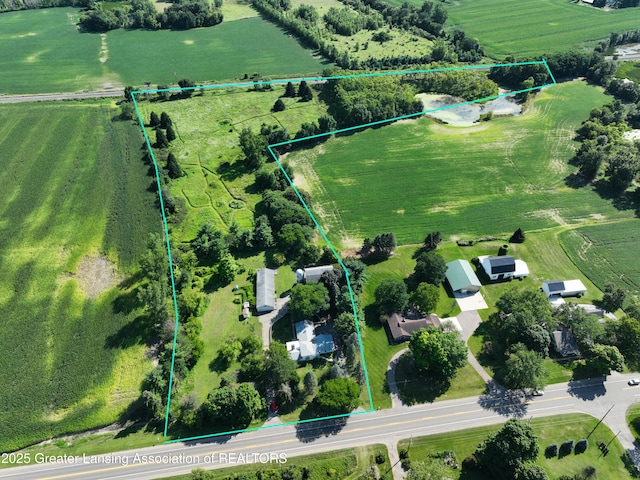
[[131, 60, 556, 444]]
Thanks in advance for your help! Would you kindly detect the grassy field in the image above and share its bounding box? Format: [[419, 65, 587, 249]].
[[136, 84, 328, 241], [0, 9, 326, 94], [559, 220, 640, 297], [616, 61, 640, 83], [442, 0, 640, 58], [288, 80, 632, 248], [398, 414, 634, 479], [627, 402, 640, 442], [165, 444, 391, 480], [0, 101, 160, 452]]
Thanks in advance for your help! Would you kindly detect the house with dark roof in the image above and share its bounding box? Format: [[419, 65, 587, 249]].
[[446, 259, 481, 294], [552, 328, 580, 357], [541, 280, 586, 298], [480, 255, 529, 281], [256, 268, 276, 314], [386, 313, 441, 344]]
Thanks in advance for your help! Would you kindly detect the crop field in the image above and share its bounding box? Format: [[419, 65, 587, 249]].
[[559, 220, 640, 297], [440, 0, 640, 59], [136, 85, 328, 241], [288, 80, 633, 247], [0, 101, 159, 452], [0, 8, 326, 95]]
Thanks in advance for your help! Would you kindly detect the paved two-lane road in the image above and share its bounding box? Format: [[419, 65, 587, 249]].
[[2, 374, 639, 480], [0, 91, 124, 103]]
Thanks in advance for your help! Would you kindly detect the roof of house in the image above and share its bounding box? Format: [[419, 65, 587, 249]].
[[446, 259, 481, 291], [304, 265, 334, 283], [256, 268, 275, 309], [299, 341, 317, 359], [295, 320, 315, 343], [314, 334, 335, 355], [487, 255, 516, 274], [386, 313, 441, 343], [552, 328, 580, 357]]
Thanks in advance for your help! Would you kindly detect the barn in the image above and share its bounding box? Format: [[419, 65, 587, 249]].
[[256, 268, 276, 314], [445, 259, 481, 294]]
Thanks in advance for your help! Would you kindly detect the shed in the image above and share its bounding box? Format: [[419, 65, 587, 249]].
[[256, 268, 276, 314], [446, 260, 481, 294], [541, 280, 586, 298]]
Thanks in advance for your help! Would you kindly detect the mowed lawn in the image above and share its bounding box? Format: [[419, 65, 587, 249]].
[[0, 101, 160, 452], [289, 80, 631, 247], [0, 9, 326, 94], [444, 0, 640, 58], [559, 220, 640, 297]]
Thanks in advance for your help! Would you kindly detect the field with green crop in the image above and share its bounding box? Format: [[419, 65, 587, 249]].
[[0, 101, 159, 452], [441, 0, 640, 58], [0, 8, 326, 95], [398, 414, 634, 480], [288, 80, 633, 248], [559, 220, 640, 297], [135, 84, 328, 241]]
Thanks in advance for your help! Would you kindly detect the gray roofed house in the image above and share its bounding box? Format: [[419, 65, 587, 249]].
[[446, 259, 481, 294], [256, 268, 276, 314], [552, 328, 580, 357], [386, 313, 441, 344]]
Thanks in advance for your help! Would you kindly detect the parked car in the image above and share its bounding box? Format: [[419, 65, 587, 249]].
[[628, 379, 640, 386]]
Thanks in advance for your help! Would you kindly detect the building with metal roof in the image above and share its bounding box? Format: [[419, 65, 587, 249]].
[[445, 259, 481, 294], [256, 268, 276, 314], [541, 280, 586, 298]]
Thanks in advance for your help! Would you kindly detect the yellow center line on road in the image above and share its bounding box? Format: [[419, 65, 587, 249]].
[[38, 396, 571, 479]]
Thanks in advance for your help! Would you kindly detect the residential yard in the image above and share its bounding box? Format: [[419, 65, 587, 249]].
[[0, 101, 159, 452], [288, 81, 629, 248], [398, 413, 634, 480]]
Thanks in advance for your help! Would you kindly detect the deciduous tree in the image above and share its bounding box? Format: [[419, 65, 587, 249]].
[[289, 283, 329, 320], [314, 378, 360, 414], [410, 282, 440, 314], [501, 343, 548, 391], [374, 278, 408, 314], [409, 327, 467, 379]]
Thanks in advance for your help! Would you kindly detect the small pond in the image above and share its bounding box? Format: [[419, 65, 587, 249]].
[[415, 91, 523, 126]]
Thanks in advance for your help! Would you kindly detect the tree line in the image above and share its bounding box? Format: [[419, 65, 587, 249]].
[[79, 0, 223, 32]]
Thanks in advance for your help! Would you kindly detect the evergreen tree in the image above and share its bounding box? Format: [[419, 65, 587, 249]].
[[149, 111, 160, 127], [284, 81, 296, 97], [297, 80, 313, 101], [166, 124, 177, 142], [273, 98, 286, 112], [167, 152, 183, 179], [155, 129, 168, 149], [160, 111, 172, 129]]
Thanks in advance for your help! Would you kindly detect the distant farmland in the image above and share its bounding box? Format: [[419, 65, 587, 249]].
[[0, 101, 159, 452], [0, 8, 326, 94], [288, 81, 632, 247], [560, 221, 640, 296], [443, 0, 640, 58]]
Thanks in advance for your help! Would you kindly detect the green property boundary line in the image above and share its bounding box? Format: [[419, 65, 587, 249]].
[[131, 59, 556, 445]]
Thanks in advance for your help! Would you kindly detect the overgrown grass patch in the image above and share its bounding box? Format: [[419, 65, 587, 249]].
[[0, 101, 159, 452], [399, 414, 633, 480], [617, 61, 640, 84]]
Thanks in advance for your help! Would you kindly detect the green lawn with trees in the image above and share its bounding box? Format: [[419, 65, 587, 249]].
[[288, 80, 632, 248], [399, 414, 635, 480], [444, 0, 640, 58], [0, 9, 325, 94], [0, 101, 160, 452]]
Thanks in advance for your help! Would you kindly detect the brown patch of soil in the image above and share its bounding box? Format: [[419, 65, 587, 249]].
[[75, 255, 120, 299]]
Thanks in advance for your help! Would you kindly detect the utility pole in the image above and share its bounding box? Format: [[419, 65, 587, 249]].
[[588, 404, 615, 439]]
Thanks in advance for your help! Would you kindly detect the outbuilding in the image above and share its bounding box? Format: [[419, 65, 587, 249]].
[[446, 259, 481, 294], [295, 265, 335, 284], [541, 280, 587, 298], [256, 268, 276, 314], [480, 255, 529, 281]]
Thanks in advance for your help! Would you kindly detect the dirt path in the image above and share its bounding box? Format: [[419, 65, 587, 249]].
[[0, 90, 123, 103], [258, 296, 291, 350]]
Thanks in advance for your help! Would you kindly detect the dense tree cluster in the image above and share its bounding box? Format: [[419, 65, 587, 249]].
[[0, 0, 90, 12], [471, 419, 540, 480], [323, 6, 383, 36], [409, 327, 467, 379], [79, 0, 223, 32], [326, 75, 423, 128], [416, 70, 498, 101]]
